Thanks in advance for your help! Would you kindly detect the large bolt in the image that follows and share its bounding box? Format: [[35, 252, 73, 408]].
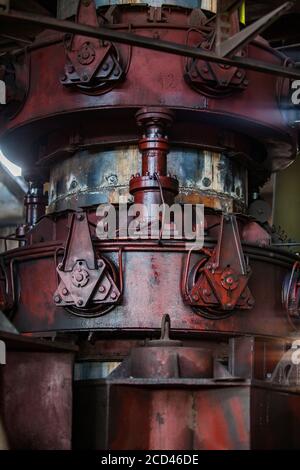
[[75, 273, 84, 282]]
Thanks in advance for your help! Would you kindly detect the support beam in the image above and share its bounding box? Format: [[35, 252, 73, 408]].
[[0, 9, 300, 79], [218, 1, 294, 57]]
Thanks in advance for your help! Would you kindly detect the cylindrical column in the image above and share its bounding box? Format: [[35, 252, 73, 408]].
[[129, 107, 179, 207], [24, 183, 47, 228]]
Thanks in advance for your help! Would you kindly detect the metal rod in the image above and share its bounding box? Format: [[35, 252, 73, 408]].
[[217, 2, 294, 57], [272, 243, 300, 247], [1, 9, 300, 79]]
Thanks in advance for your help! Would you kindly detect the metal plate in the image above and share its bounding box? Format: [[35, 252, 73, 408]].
[[48, 146, 246, 212]]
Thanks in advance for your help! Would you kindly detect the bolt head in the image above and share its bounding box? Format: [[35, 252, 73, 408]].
[[75, 273, 84, 282], [192, 294, 199, 302], [99, 286, 106, 293], [110, 292, 117, 300], [62, 288, 68, 296], [54, 295, 61, 304], [77, 299, 83, 306]]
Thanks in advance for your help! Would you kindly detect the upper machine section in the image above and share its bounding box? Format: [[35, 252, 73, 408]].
[[0, 0, 299, 184]]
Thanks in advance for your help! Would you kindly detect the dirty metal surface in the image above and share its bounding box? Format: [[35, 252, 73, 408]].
[[0, 351, 74, 449], [48, 147, 246, 212]]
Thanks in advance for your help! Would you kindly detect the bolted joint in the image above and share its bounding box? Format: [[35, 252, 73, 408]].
[[136, 107, 174, 138]]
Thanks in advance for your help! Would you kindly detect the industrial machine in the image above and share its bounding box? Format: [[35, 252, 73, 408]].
[[1, 0, 300, 450]]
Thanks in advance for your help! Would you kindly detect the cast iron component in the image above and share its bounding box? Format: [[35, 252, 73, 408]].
[[185, 5, 248, 98], [123, 314, 214, 379], [47, 147, 247, 213], [130, 107, 179, 210], [53, 211, 122, 316], [183, 214, 254, 318], [185, 2, 293, 97], [24, 183, 47, 228], [60, 0, 124, 91]]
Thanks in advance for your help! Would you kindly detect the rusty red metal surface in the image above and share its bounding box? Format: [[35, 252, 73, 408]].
[[0, 332, 76, 450]]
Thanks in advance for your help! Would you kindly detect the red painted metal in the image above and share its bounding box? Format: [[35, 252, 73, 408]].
[[184, 214, 254, 316], [0, 332, 76, 450]]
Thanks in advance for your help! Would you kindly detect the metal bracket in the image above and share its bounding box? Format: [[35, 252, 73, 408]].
[[185, 214, 254, 315], [61, 0, 123, 87], [53, 212, 121, 311]]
